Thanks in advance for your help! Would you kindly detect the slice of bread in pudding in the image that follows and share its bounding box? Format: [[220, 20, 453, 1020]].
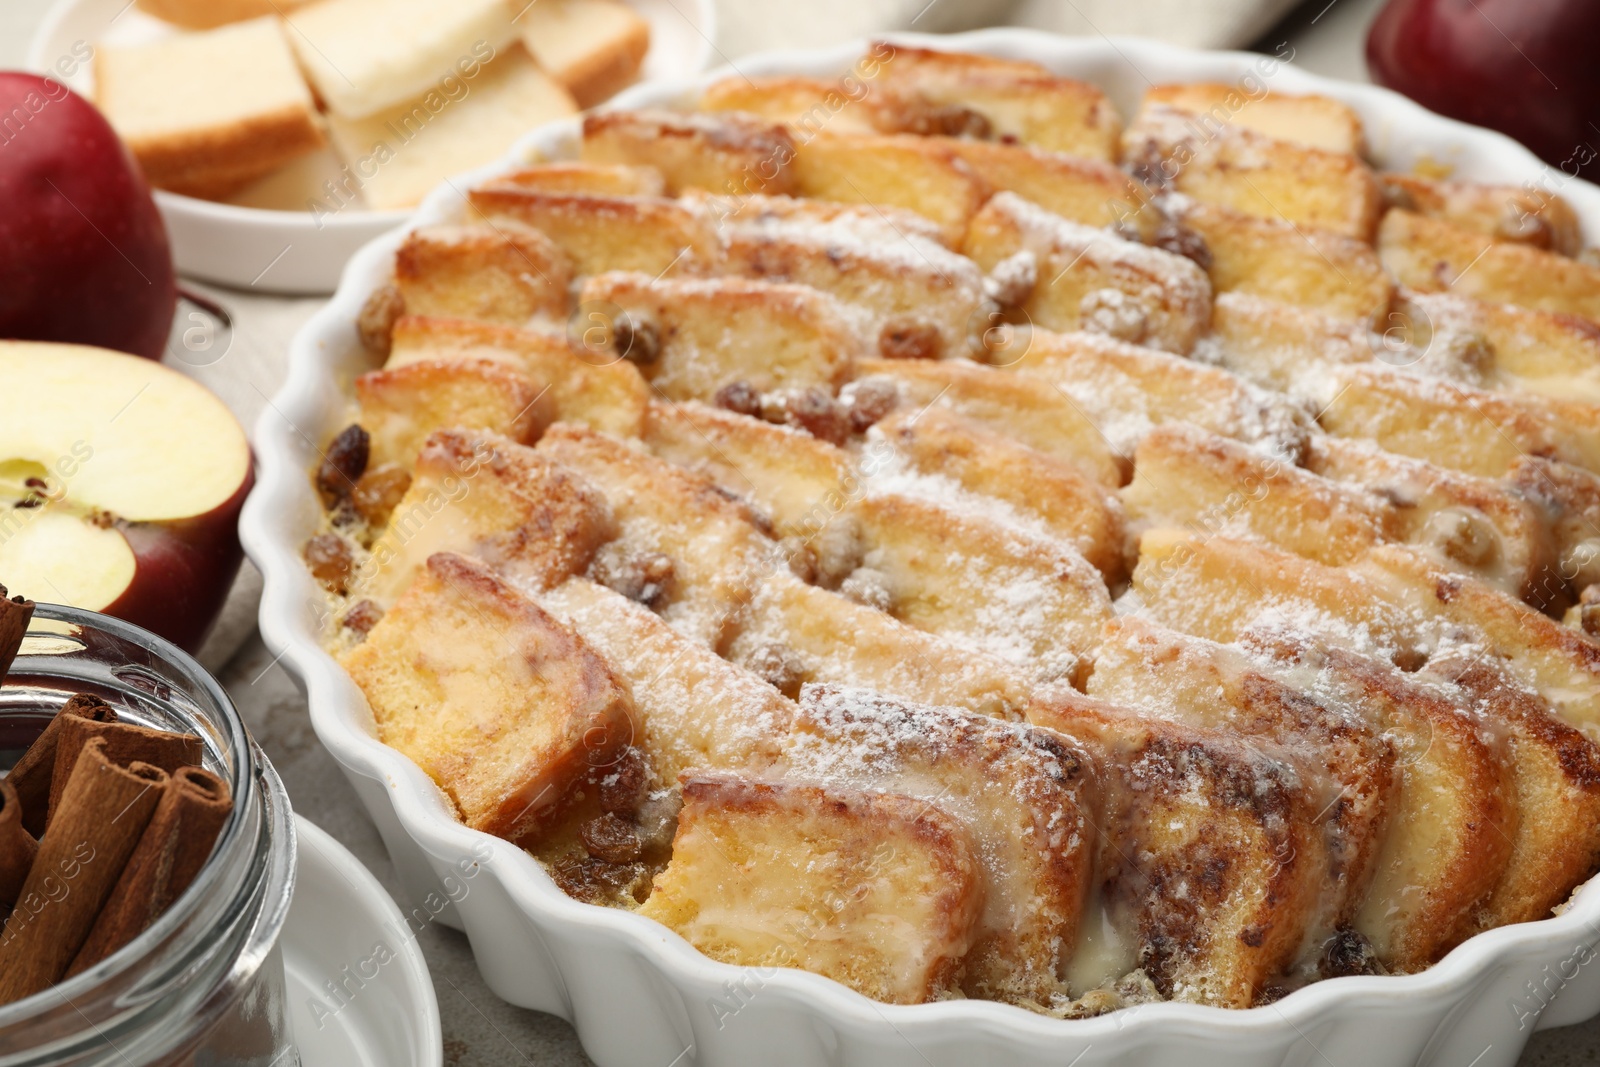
[[467, 188, 720, 277], [1123, 105, 1381, 241], [1141, 83, 1365, 155], [94, 17, 324, 199], [1171, 200, 1393, 322], [581, 110, 797, 197], [514, 0, 650, 108], [780, 684, 1096, 1005], [578, 273, 860, 401], [360, 430, 613, 605], [638, 771, 985, 1005], [963, 193, 1212, 355], [385, 316, 649, 439], [325, 45, 576, 210], [355, 358, 554, 470], [790, 134, 989, 247], [286, 0, 517, 119], [393, 221, 573, 328], [697, 76, 888, 137], [487, 162, 666, 197], [1380, 174, 1582, 256], [341, 552, 634, 844]]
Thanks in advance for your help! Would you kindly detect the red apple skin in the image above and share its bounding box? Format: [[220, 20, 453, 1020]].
[[0, 73, 177, 361], [1367, 0, 1600, 180], [102, 466, 254, 654]]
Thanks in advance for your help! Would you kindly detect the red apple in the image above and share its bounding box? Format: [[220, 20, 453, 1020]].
[[1367, 0, 1600, 180], [0, 342, 252, 652], [0, 73, 177, 361]]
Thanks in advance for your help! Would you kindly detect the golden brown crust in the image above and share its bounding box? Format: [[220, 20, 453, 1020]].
[[355, 358, 553, 470], [394, 221, 572, 327]]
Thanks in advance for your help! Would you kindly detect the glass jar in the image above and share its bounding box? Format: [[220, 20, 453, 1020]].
[[0, 605, 297, 1066]]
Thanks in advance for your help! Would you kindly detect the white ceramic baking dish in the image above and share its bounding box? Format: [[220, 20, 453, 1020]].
[[242, 29, 1600, 1067]]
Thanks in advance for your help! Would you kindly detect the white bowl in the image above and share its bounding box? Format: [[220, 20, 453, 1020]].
[[26, 0, 717, 294], [243, 30, 1600, 1067]]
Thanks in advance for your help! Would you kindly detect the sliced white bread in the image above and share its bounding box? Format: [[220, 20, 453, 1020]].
[[516, 0, 651, 108], [134, 0, 313, 29]]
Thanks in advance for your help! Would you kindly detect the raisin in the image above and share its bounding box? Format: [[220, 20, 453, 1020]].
[[840, 567, 894, 612], [304, 533, 354, 595], [713, 380, 762, 418], [841, 378, 899, 432], [316, 424, 370, 507], [356, 284, 405, 359], [550, 854, 646, 904], [350, 465, 411, 530], [982, 251, 1038, 309], [747, 641, 805, 698], [342, 599, 383, 636], [906, 104, 992, 140], [580, 812, 645, 864], [599, 746, 650, 814], [592, 548, 676, 608], [783, 388, 850, 445], [878, 321, 942, 361], [613, 314, 661, 365], [1152, 220, 1213, 271]]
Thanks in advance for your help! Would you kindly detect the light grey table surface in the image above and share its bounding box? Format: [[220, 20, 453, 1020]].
[[5, 0, 1600, 1063]]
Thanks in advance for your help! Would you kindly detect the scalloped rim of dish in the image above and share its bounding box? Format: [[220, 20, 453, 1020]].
[[243, 28, 1600, 1063]]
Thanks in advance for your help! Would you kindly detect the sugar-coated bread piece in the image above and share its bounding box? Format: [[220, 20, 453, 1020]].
[[1142, 83, 1365, 155], [638, 771, 985, 1004], [697, 76, 888, 136], [394, 221, 572, 328], [581, 110, 797, 197], [1395, 290, 1600, 402], [1508, 456, 1600, 602], [577, 273, 861, 400], [94, 17, 324, 200], [135, 0, 311, 28], [341, 552, 635, 843], [287, 0, 516, 119], [1132, 530, 1421, 665], [1317, 365, 1599, 478], [1090, 619, 1398, 947], [1380, 174, 1583, 256], [1205, 292, 1378, 396], [873, 407, 1127, 580], [326, 46, 576, 210], [641, 402, 851, 540], [785, 685, 1095, 1004], [1171, 199, 1393, 321], [1420, 651, 1600, 939], [539, 578, 794, 785], [863, 44, 1122, 161], [466, 189, 719, 277], [934, 139, 1157, 236], [964, 193, 1212, 355], [355, 358, 553, 469], [855, 357, 1123, 488], [849, 492, 1111, 688], [1122, 423, 1394, 567], [1124, 106, 1382, 241], [691, 191, 947, 245], [515, 0, 650, 108], [790, 134, 988, 247], [1379, 210, 1600, 325], [715, 198, 984, 361], [1307, 437, 1559, 607], [360, 430, 614, 604], [486, 162, 667, 197], [386, 316, 648, 439], [726, 570, 1040, 721], [536, 423, 777, 647], [1029, 695, 1327, 1007], [1006, 329, 1311, 462], [1238, 636, 1515, 973]]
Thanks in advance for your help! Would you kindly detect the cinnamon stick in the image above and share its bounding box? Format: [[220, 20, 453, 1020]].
[[65, 766, 233, 977], [8, 694, 117, 839], [0, 738, 168, 1005], [0, 778, 37, 911], [0, 587, 33, 683], [44, 714, 203, 832]]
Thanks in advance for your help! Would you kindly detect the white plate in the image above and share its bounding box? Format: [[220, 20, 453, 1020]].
[[285, 816, 442, 1067], [26, 0, 717, 294], [245, 29, 1600, 1067]]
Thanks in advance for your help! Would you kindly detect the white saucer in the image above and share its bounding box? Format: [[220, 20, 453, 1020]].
[[285, 817, 442, 1067], [27, 0, 718, 294]]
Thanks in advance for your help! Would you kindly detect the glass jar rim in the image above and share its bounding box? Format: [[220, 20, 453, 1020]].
[[0, 602, 266, 1031]]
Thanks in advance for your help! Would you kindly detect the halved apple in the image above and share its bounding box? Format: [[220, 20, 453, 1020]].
[[0, 342, 252, 651]]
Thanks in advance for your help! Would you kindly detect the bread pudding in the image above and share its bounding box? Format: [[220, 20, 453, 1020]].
[[303, 44, 1600, 1017]]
